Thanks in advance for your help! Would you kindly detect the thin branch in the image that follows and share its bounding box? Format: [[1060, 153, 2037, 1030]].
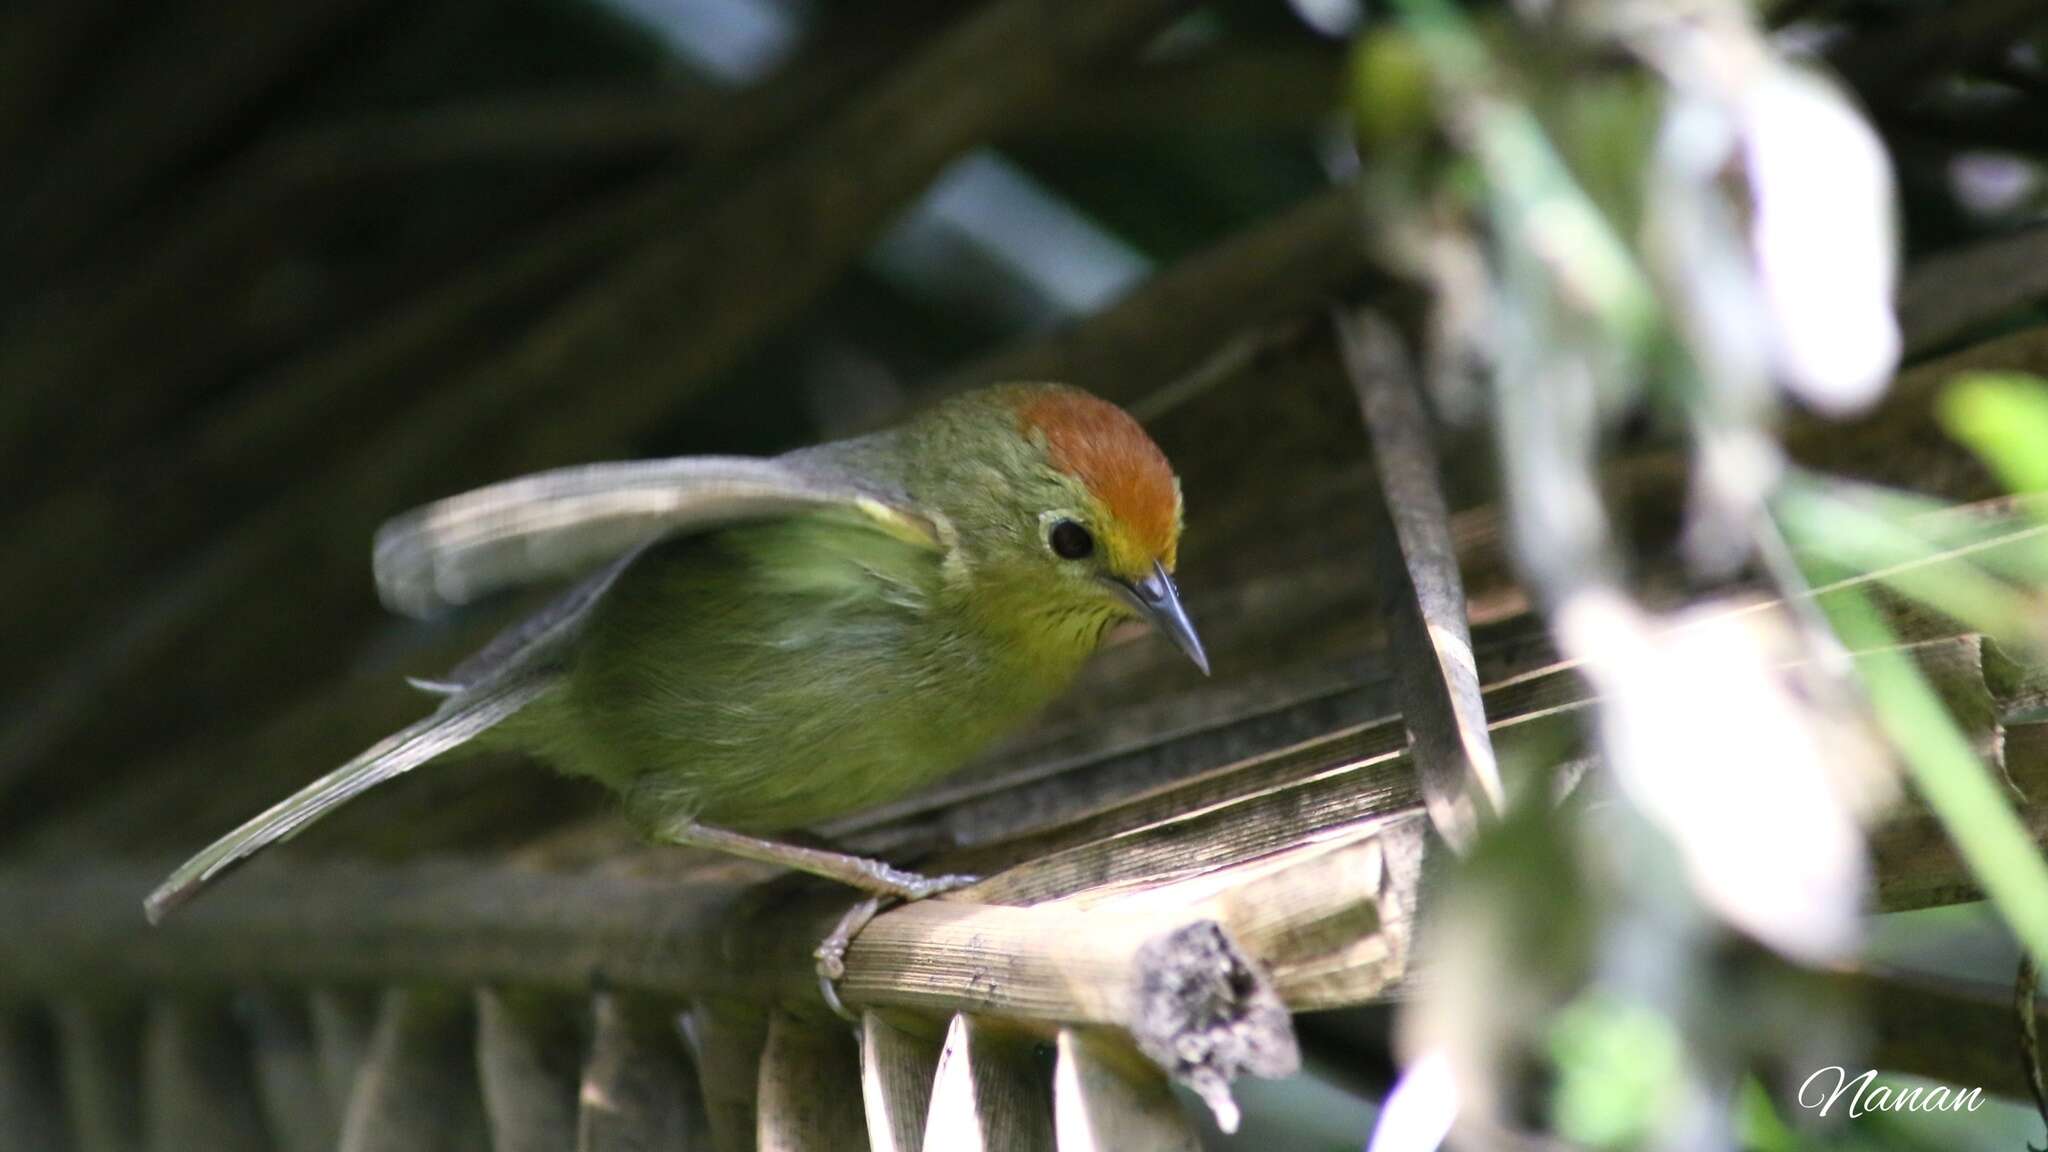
[[1335, 305, 1504, 849], [0, 825, 1408, 1033]]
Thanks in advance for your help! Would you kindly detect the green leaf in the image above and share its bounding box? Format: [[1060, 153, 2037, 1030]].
[[1385, 0, 1659, 350], [1349, 30, 1433, 147], [1939, 373, 2048, 496], [1734, 1077, 1799, 1152], [1777, 479, 2048, 652], [1548, 994, 1683, 1149], [1818, 582, 2048, 969]]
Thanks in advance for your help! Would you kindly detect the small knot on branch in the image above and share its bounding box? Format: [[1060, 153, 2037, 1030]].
[[1130, 919, 1298, 1133]]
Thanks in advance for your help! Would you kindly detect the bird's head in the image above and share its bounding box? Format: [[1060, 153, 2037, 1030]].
[[909, 383, 1206, 675]]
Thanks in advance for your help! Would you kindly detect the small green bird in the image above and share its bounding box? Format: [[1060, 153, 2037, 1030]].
[[147, 383, 1204, 923]]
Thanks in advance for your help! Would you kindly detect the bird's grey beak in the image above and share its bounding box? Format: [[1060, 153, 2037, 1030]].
[[1108, 560, 1209, 676]]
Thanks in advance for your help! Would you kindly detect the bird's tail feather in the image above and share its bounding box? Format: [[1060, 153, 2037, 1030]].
[[143, 678, 551, 923]]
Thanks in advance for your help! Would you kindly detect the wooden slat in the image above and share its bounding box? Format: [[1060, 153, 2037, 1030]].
[[0, 812, 1423, 1021], [757, 1012, 866, 1152], [53, 1002, 142, 1152], [921, 552, 2032, 901], [1052, 1029, 1199, 1152], [476, 987, 580, 1152], [689, 1001, 768, 1152], [1336, 305, 1502, 850], [0, 1006, 70, 1152], [1082, 827, 1421, 1015], [939, 735, 1425, 909], [0, 623, 2023, 1044], [241, 990, 338, 1152], [338, 989, 489, 1152], [826, 611, 1554, 859], [1875, 719, 2048, 910], [859, 1012, 943, 1152], [141, 1000, 268, 1152], [579, 992, 707, 1151], [2, 627, 2024, 1014], [920, 1015, 1052, 1152], [310, 989, 377, 1124]]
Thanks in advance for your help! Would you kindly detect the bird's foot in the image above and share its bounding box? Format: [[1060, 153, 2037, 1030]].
[[813, 870, 980, 1020], [854, 859, 981, 901], [816, 897, 884, 983], [882, 869, 981, 901]]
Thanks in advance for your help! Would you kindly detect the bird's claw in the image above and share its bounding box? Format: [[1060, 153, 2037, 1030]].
[[814, 871, 981, 1020], [816, 895, 887, 1021], [814, 910, 865, 983]]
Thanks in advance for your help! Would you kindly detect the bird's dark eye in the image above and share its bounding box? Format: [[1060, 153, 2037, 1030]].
[[1048, 519, 1094, 560]]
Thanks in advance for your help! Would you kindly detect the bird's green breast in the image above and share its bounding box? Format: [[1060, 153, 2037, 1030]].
[[514, 510, 1100, 832]]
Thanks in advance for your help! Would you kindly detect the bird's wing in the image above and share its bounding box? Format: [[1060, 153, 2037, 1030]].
[[372, 456, 938, 619], [143, 673, 551, 923], [417, 546, 639, 698]]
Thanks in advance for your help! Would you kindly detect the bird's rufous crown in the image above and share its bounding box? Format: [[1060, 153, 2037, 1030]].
[[1011, 386, 1180, 568]]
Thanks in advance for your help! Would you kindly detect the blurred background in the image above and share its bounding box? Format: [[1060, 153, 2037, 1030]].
[[6, 0, 2048, 1148]]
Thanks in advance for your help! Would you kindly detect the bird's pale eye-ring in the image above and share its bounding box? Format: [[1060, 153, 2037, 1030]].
[[1048, 519, 1095, 560]]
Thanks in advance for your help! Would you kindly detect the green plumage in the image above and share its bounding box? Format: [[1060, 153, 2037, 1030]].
[[509, 507, 1097, 831]]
